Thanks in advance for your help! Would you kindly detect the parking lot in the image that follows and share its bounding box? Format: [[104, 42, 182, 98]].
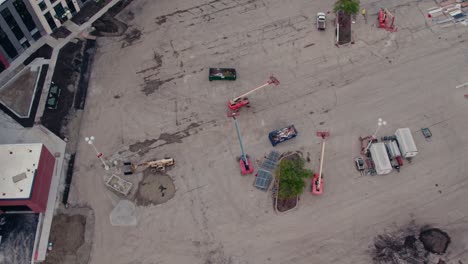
[[69, 0, 468, 263]]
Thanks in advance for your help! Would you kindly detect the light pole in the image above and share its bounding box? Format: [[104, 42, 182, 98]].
[[364, 118, 387, 154], [85, 136, 110, 170]]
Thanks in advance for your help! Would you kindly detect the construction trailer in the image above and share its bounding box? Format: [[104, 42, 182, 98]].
[[395, 128, 418, 158], [370, 142, 392, 175]]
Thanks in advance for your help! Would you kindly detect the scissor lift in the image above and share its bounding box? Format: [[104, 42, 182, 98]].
[[378, 8, 397, 32]]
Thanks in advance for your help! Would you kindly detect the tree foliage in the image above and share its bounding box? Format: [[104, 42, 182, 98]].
[[276, 158, 313, 199], [333, 0, 360, 15]]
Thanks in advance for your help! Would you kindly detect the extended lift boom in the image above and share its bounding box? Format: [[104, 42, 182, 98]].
[[228, 75, 280, 111]]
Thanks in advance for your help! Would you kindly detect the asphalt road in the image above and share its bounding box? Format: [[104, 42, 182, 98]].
[[70, 0, 468, 263]]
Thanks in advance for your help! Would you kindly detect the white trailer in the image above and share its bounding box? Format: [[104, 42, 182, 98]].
[[370, 142, 393, 175], [395, 128, 418, 158]]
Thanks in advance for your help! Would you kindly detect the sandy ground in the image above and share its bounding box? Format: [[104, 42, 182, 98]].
[[0, 67, 39, 117], [44, 207, 94, 264], [69, 0, 468, 263]]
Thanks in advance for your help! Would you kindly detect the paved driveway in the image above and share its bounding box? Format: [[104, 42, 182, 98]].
[[70, 0, 468, 263]]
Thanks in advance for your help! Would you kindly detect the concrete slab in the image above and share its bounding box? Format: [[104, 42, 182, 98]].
[[109, 200, 137, 226]]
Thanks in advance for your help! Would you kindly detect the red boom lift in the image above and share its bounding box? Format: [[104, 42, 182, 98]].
[[228, 112, 254, 175], [228, 75, 280, 111], [312, 131, 330, 195]]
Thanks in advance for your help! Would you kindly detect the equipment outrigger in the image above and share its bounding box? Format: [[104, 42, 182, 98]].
[[227, 75, 280, 111]]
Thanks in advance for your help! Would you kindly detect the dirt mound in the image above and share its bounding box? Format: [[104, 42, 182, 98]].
[[374, 233, 427, 263], [419, 228, 451, 254], [44, 214, 85, 264], [372, 224, 451, 264], [276, 196, 297, 212], [135, 170, 175, 206]]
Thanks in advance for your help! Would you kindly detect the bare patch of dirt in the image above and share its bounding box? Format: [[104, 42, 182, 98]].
[[276, 197, 297, 212], [0, 67, 39, 116], [372, 223, 450, 264], [135, 170, 175, 206], [121, 28, 142, 48], [44, 214, 86, 264]]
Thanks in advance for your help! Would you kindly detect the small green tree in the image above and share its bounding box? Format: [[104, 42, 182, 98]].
[[276, 158, 313, 199], [333, 0, 360, 15]]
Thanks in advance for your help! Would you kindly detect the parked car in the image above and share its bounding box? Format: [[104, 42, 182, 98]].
[[355, 157, 365, 171], [317, 12, 326, 30]]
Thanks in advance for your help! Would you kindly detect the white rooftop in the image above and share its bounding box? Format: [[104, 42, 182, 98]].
[[0, 143, 43, 199]]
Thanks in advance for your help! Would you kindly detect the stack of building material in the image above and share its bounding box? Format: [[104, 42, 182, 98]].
[[427, 3, 468, 25]]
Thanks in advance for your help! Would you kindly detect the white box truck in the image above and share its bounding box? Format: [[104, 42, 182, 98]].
[[395, 128, 418, 158], [370, 142, 393, 175]]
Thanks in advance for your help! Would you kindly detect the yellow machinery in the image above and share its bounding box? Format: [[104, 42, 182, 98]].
[[131, 158, 175, 172]]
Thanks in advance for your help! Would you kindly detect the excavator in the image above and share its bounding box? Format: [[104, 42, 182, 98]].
[[131, 158, 175, 173]]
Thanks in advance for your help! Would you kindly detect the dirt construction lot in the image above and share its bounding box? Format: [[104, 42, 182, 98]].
[[69, 0, 468, 263]]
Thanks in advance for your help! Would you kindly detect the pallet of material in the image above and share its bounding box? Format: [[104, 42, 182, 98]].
[[439, 0, 456, 7], [105, 174, 133, 196]]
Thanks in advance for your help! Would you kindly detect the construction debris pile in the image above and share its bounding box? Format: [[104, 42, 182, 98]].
[[272, 126, 296, 141], [419, 229, 451, 254], [373, 226, 451, 264]]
